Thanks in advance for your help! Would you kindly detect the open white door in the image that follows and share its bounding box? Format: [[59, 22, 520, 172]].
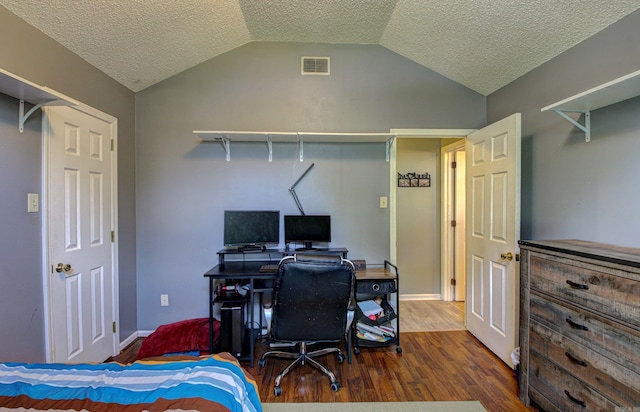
[[44, 105, 119, 363], [465, 113, 520, 368]]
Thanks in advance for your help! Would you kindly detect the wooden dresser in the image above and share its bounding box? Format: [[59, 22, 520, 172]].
[[519, 240, 640, 411]]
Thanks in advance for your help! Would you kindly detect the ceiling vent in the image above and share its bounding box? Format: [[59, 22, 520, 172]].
[[301, 57, 330, 75]]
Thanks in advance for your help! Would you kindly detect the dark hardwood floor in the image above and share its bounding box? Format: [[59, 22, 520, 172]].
[[109, 331, 536, 411]]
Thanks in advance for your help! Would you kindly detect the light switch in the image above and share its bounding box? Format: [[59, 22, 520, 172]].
[[379, 196, 388, 209], [28, 193, 39, 213]]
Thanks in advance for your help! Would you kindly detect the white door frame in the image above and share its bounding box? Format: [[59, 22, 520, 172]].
[[41, 103, 119, 362], [388, 129, 474, 300], [441, 140, 466, 302]]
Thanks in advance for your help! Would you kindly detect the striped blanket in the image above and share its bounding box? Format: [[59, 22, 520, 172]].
[[0, 353, 261, 411]]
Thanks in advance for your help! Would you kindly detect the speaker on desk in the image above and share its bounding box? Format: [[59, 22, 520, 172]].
[[220, 302, 244, 358]]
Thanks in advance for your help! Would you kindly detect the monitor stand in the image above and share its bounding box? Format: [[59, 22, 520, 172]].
[[296, 242, 316, 251], [237, 245, 266, 253]]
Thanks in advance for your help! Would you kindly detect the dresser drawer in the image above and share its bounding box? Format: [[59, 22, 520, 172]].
[[529, 349, 619, 411], [529, 292, 640, 376], [529, 319, 640, 406], [530, 254, 640, 328]]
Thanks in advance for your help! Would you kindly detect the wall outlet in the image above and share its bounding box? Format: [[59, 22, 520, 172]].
[[160, 294, 169, 306], [379, 196, 388, 209]]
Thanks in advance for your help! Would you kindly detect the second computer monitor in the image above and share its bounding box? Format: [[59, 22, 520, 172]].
[[284, 215, 331, 250]]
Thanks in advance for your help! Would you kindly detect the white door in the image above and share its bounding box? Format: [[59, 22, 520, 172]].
[[465, 113, 520, 368], [44, 105, 119, 363]]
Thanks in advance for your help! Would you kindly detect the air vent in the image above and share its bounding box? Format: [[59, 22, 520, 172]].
[[301, 57, 330, 75]]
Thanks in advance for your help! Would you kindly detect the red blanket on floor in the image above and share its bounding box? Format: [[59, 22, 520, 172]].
[[136, 318, 221, 360]]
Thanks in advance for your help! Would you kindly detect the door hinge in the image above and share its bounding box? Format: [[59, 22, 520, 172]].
[[111, 139, 114, 151], [516, 253, 520, 262], [450, 278, 456, 286], [112, 321, 117, 333], [451, 220, 456, 227], [111, 231, 115, 242], [451, 161, 457, 168]]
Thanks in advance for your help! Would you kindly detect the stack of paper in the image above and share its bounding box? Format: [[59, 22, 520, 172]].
[[356, 322, 395, 342]]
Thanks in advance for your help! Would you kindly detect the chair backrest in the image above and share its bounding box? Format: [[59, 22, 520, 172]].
[[270, 254, 355, 342]]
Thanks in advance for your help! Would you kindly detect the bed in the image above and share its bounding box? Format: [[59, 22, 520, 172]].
[[0, 352, 262, 411]]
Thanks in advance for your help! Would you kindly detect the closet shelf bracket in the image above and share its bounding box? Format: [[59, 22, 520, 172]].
[[386, 136, 395, 162], [552, 109, 591, 142], [219, 136, 231, 161], [19, 99, 49, 133], [266, 135, 273, 162]]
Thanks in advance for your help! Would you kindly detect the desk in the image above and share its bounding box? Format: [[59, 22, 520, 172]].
[[203, 253, 397, 367]]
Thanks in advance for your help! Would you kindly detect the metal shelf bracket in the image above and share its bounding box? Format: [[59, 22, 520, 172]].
[[19, 99, 50, 133], [552, 109, 591, 142], [385, 136, 395, 162], [265, 135, 273, 162], [297, 134, 304, 162], [219, 136, 231, 161]]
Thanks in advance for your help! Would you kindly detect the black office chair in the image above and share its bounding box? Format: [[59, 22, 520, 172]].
[[258, 253, 356, 396]]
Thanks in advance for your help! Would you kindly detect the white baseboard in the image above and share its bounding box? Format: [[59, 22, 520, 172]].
[[399, 294, 441, 301], [119, 331, 139, 351], [119, 330, 156, 351]]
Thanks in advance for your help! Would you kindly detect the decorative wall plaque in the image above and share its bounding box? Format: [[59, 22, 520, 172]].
[[398, 172, 431, 187]]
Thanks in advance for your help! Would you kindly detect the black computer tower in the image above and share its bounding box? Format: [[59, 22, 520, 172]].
[[220, 302, 245, 358]]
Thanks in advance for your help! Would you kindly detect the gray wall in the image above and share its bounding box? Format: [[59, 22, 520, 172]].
[[396, 138, 443, 295], [0, 6, 137, 361], [488, 9, 640, 248], [0, 94, 44, 362], [135, 42, 485, 329]]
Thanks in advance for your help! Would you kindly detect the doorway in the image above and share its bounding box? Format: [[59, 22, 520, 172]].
[[388, 129, 472, 301]]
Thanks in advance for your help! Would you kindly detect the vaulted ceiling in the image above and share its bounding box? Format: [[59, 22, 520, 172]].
[[1, 1, 638, 95]]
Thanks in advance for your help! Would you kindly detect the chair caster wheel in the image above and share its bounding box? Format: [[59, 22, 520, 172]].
[[331, 382, 340, 392], [274, 386, 282, 396], [396, 346, 403, 353], [337, 353, 345, 363], [258, 359, 266, 367], [354, 347, 360, 355]]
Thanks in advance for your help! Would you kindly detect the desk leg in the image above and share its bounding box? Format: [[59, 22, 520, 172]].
[[209, 277, 214, 354], [248, 279, 255, 367]]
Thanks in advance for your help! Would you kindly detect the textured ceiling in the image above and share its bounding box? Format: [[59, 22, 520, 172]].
[[1, 0, 639, 95]]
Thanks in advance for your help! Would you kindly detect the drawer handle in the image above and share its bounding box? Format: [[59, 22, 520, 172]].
[[372, 284, 380, 291], [566, 318, 589, 331], [565, 351, 588, 367], [566, 279, 589, 290], [564, 390, 586, 407]]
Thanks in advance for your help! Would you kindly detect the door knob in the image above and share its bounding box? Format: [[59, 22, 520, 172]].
[[500, 252, 514, 261], [55, 263, 72, 273]]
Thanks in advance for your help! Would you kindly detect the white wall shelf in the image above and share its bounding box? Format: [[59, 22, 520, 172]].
[[0, 68, 78, 132], [194, 130, 395, 162], [541, 69, 640, 142]]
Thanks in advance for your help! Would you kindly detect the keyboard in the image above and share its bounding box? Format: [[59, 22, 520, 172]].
[[259, 264, 279, 273]]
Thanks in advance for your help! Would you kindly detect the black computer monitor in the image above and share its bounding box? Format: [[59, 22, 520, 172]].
[[284, 215, 331, 250], [223, 210, 280, 251]]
